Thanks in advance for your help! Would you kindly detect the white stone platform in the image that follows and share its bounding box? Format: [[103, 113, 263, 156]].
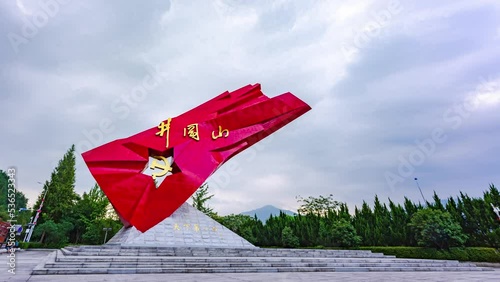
[[106, 203, 255, 248]]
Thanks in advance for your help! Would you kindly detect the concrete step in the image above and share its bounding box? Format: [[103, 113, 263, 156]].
[[62, 247, 392, 258], [43, 262, 477, 268], [32, 248, 492, 275], [54, 256, 466, 264], [33, 266, 488, 275], [66, 252, 391, 258], [65, 246, 380, 254]]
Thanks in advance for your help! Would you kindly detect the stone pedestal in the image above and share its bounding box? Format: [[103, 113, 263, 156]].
[[106, 203, 255, 248]]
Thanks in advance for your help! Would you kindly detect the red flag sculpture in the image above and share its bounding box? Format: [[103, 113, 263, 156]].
[[82, 84, 311, 232]]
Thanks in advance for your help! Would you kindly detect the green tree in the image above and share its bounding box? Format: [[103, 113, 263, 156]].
[[0, 170, 31, 239], [353, 201, 374, 246], [387, 199, 409, 246], [483, 184, 500, 247], [219, 214, 257, 244], [191, 183, 215, 216], [296, 194, 340, 216], [281, 226, 299, 248], [330, 219, 362, 247], [0, 210, 9, 222], [372, 195, 391, 246], [445, 196, 461, 226], [318, 220, 331, 246], [409, 208, 468, 249], [81, 218, 122, 245], [33, 219, 73, 247], [430, 191, 445, 211], [0, 170, 29, 213], [403, 197, 421, 246], [32, 145, 79, 225], [456, 191, 492, 246], [69, 183, 119, 244]]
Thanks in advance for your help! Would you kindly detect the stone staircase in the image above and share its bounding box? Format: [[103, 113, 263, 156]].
[[32, 246, 492, 274]]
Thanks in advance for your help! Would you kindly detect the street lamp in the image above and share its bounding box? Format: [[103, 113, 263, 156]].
[[414, 178, 428, 205], [103, 228, 112, 244]]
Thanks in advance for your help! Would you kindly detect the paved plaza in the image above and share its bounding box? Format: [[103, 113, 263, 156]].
[[1, 250, 499, 282]]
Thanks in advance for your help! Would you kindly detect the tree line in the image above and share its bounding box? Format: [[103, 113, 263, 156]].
[[0, 146, 121, 247], [209, 185, 500, 249], [1, 145, 499, 250]]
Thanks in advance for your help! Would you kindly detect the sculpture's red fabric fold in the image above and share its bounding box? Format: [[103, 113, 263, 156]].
[[82, 83, 311, 232]]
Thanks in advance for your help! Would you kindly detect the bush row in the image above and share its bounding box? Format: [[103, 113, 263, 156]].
[[18, 242, 66, 249], [358, 246, 500, 263]]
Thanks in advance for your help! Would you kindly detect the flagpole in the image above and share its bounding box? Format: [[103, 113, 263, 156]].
[[24, 182, 48, 243]]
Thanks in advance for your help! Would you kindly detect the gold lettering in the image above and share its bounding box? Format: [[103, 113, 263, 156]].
[[211, 126, 229, 140], [183, 123, 200, 141], [156, 118, 172, 148]]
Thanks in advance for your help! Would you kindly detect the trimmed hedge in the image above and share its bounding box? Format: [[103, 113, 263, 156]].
[[358, 246, 500, 263], [18, 242, 66, 249]]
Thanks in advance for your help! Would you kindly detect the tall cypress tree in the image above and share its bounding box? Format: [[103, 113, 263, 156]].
[[430, 191, 445, 211], [388, 199, 407, 246], [403, 197, 420, 246], [483, 184, 500, 247], [355, 201, 374, 245], [32, 145, 79, 225], [373, 195, 391, 246], [445, 196, 461, 227], [449, 191, 496, 246]]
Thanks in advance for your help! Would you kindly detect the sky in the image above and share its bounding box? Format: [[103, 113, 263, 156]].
[[1, 0, 499, 215]]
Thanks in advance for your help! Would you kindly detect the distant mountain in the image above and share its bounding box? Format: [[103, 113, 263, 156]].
[[240, 205, 296, 222]]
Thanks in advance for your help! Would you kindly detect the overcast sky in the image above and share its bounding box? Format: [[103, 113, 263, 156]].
[[1, 0, 499, 215]]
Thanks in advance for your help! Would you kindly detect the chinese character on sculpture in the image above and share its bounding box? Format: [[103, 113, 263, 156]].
[[82, 84, 311, 232]]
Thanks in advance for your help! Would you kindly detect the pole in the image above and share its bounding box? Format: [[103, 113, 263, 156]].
[[491, 203, 500, 221], [414, 178, 428, 204], [103, 228, 112, 244], [25, 183, 48, 243], [23, 216, 33, 242]]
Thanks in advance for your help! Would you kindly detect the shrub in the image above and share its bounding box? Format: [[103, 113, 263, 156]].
[[282, 226, 300, 248], [358, 246, 500, 263], [409, 208, 467, 249], [32, 220, 73, 245], [18, 242, 44, 249], [330, 219, 362, 247]]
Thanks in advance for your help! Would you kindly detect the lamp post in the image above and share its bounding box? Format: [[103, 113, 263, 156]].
[[103, 228, 112, 244], [414, 178, 428, 205]]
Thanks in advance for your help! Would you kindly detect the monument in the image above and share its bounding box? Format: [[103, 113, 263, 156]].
[[33, 85, 490, 273], [82, 83, 311, 247]]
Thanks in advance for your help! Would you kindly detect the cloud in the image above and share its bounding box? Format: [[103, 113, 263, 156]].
[[1, 0, 499, 215]]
